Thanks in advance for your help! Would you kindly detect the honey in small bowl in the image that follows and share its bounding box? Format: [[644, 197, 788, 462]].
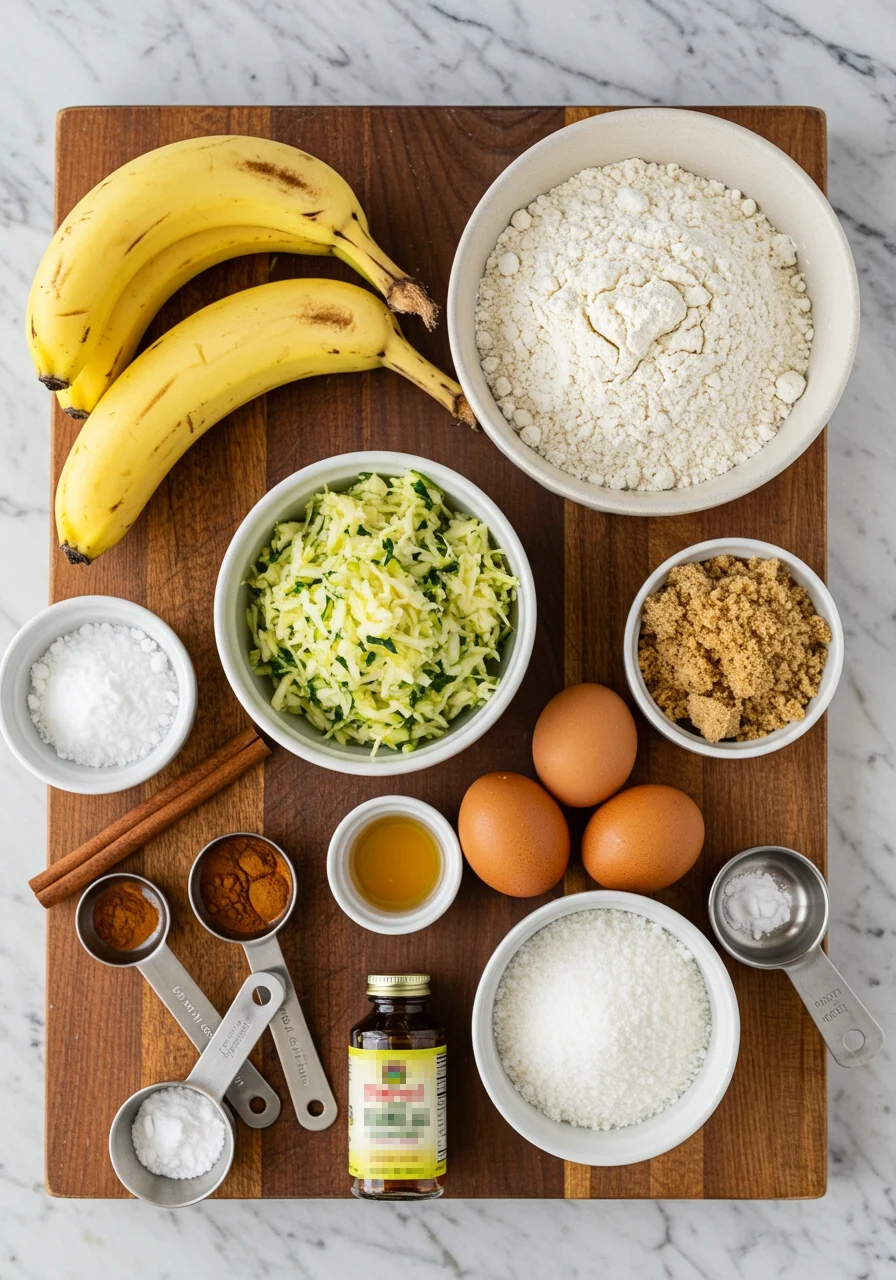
[[350, 815, 442, 912]]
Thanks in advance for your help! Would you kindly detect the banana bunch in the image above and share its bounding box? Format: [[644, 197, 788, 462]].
[[28, 135, 438, 411], [56, 279, 475, 565]]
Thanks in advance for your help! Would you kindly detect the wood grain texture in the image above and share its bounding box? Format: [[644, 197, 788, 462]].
[[46, 105, 826, 1199]]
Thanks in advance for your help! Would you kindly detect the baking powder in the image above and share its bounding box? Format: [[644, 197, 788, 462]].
[[476, 158, 813, 491], [723, 870, 792, 940]]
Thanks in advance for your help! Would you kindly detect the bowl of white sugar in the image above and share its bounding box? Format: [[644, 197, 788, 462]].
[[0, 596, 196, 794], [472, 892, 739, 1165], [448, 107, 859, 516]]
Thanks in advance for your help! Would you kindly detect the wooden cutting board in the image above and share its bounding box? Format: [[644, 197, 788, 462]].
[[45, 105, 827, 1198]]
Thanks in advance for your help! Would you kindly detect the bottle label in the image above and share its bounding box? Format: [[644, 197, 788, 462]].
[[348, 1046, 447, 1180]]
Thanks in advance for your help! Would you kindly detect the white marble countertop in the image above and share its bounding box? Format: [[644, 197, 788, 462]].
[[2, 1, 894, 1276]]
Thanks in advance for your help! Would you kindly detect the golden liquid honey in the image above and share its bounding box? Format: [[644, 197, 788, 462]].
[[349, 815, 441, 911]]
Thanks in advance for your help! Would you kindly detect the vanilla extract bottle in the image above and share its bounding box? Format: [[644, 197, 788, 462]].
[[348, 974, 447, 1200]]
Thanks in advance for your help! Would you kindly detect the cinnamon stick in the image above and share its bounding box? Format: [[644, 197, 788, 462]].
[[33, 734, 271, 909], [29, 726, 259, 895]]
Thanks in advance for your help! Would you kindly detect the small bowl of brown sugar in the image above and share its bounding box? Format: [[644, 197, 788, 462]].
[[624, 538, 843, 759]]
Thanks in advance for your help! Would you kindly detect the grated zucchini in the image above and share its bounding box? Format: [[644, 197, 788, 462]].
[[245, 470, 518, 755]]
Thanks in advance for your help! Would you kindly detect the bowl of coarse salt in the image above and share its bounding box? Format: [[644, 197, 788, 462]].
[[472, 891, 739, 1165], [448, 107, 859, 516], [0, 596, 196, 794]]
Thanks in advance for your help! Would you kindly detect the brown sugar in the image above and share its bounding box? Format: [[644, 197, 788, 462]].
[[638, 555, 832, 743], [93, 881, 160, 951], [199, 835, 292, 936]]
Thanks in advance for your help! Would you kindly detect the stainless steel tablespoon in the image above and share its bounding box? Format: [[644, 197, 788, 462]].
[[188, 833, 337, 1131], [709, 846, 884, 1068], [77, 872, 281, 1127], [109, 969, 284, 1207]]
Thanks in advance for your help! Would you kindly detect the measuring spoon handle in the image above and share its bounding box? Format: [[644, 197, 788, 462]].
[[186, 970, 285, 1101], [786, 949, 884, 1068], [243, 935, 338, 1131], [138, 946, 281, 1126]]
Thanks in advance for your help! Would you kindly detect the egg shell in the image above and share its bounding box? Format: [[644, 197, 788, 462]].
[[458, 772, 570, 897], [582, 784, 704, 892], [533, 683, 638, 807]]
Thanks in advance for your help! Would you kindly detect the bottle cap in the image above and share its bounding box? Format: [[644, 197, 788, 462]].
[[366, 973, 431, 996]]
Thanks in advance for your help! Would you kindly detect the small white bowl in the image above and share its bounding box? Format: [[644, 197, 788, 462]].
[[327, 796, 463, 935], [0, 596, 197, 794], [623, 538, 844, 759], [448, 107, 859, 516], [214, 451, 536, 776], [472, 891, 740, 1166]]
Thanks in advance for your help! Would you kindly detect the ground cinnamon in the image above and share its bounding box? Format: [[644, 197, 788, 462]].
[[93, 881, 160, 951], [199, 835, 291, 935]]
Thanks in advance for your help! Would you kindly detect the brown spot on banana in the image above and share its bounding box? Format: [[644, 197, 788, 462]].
[[300, 305, 354, 330], [124, 212, 172, 255], [80, 326, 91, 344], [195, 343, 207, 364], [239, 158, 319, 198], [135, 376, 177, 422], [57, 309, 88, 316]]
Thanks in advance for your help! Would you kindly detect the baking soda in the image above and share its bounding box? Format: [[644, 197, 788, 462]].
[[132, 1086, 226, 1179]]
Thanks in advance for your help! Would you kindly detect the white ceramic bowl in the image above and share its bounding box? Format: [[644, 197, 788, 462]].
[[215, 451, 536, 776], [472, 891, 740, 1166], [623, 538, 844, 759], [327, 795, 463, 934], [448, 107, 859, 516], [0, 596, 197, 794]]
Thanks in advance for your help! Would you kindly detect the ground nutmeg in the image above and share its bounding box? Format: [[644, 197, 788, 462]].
[[199, 835, 292, 935]]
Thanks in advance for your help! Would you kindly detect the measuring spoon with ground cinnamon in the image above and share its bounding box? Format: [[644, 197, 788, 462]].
[[188, 833, 337, 1132]]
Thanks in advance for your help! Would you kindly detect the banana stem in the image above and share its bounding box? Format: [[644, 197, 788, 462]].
[[333, 222, 439, 331], [383, 331, 477, 429]]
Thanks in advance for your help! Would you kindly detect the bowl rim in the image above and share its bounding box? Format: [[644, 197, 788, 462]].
[[326, 794, 464, 935], [0, 595, 197, 794], [214, 450, 536, 776], [622, 537, 845, 758], [447, 105, 860, 516], [471, 889, 740, 1165]]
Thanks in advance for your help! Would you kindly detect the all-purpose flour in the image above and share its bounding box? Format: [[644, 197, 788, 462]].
[[476, 158, 813, 491]]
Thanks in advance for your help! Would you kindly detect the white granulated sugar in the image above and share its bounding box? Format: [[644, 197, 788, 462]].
[[132, 1086, 226, 1179], [723, 870, 792, 940], [28, 622, 179, 768], [493, 909, 711, 1130], [476, 158, 813, 491]]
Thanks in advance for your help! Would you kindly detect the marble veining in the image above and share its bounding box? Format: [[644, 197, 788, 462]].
[[2, 1, 895, 1277]]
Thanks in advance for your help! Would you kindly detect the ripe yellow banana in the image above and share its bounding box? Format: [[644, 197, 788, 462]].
[[29, 135, 438, 390], [56, 279, 475, 565], [56, 225, 302, 417]]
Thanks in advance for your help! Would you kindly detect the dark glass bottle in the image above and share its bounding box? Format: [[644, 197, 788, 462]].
[[348, 974, 446, 1200]]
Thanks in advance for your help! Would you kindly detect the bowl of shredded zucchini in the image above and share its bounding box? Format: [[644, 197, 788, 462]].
[[215, 453, 536, 775]]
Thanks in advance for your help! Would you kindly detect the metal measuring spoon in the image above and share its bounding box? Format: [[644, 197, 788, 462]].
[[709, 847, 884, 1068], [188, 833, 337, 1131], [109, 969, 284, 1207], [77, 873, 281, 1127]]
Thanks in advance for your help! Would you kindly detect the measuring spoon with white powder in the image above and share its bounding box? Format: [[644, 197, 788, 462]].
[[77, 873, 281, 1127], [709, 847, 883, 1067], [109, 969, 284, 1206]]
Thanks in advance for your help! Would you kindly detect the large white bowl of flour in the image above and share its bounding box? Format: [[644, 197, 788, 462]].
[[472, 891, 740, 1165], [448, 108, 859, 515]]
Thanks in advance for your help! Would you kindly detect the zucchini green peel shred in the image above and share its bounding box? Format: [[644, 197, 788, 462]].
[[246, 471, 518, 755]]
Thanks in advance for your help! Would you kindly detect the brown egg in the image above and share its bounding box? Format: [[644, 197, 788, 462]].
[[533, 683, 638, 807], [582, 784, 704, 892], [458, 772, 570, 897]]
